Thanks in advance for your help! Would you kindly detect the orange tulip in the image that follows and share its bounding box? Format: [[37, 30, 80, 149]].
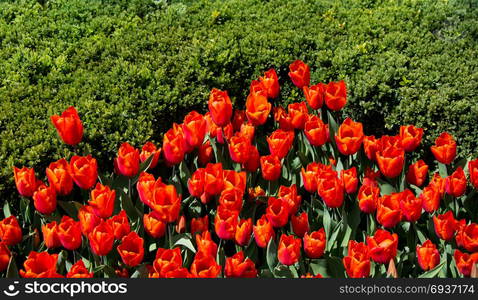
[[376, 136, 405, 178], [366, 229, 398, 264], [191, 215, 209, 234], [143, 211, 166, 239], [19, 251, 62, 278], [66, 260, 93, 278], [225, 251, 257, 278], [288, 60, 310, 88], [208, 88, 232, 126], [137, 172, 155, 206], [149, 180, 181, 223], [223, 170, 247, 193], [107, 210, 130, 240], [88, 220, 114, 256], [57, 216, 82, 251], [399, 189, 422, 222], [277, 234, 301, 266], [196, 231, 218, 257], [406, 160, 429, 187], [77, 205, 101, 236], [33, 184, 57, 215], [335, 118, 364, 155], [46, 158, 73, 196], [304, 115, 328, 147], [198, 140, 213, 166], [469, 159, 478, 189], [214, 205, 238, 240], [363, 135, 380, 161], [318, 176, 344, 208], [50, 106, 83, 146], [343, 241, 370, 278], [433, 211, 457, 241], [260, 155, 281, 181], [140, 141, 161, 169], [266, 197, 290, 228], [278, 184, 302, 215], [357, 181, 379, 214], [218, 188, 243, 212], [115, 142, 140, 177], [188, 168, 205, 197], [303, 83, 325, 110], [461, 223, 478, 252], [288, 102, 308, 130], [399, 125, 423, 152], [303, 229, 326, 259], [445, 167, 467, 197], [454, 250, 478, 277], [235, 218, 252, 246], [267, 129, 295, 159], [260, 69, 280, 99], [183, 111, 207, 148], [341, 167, 358, 194], [13, 166, 38, 197], [420, 185, 441, 213], [431, 132, 457, 164], [162, 123, 185, 166], [416, 240, 440, 271], [88, 183, 116, 219], [69, 155, 98, 190], [42, 221, 61, 249], [228, 133, 251, 163], [0, 242, 10, 272], [118, 231, 144, 267], [190, 252, 221, 278], [0, 216, 22, 246], [376, 194, 402, 228], [203, 163, 224, 197], [325, 80, 347, 111], [246, 91, 272, 126], [273, 106, 294, 131], [253, 215, 275, 248]]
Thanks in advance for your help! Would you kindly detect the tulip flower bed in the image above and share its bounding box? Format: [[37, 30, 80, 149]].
[[4, 60, 478, 278]]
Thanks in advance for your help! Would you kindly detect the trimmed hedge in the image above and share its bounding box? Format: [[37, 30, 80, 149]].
[[1, 0, 477, 201]]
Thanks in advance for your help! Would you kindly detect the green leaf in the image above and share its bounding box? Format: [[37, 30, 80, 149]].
[[130, 264, 149, 278], [418, 260, 446, 278], [323, 208, 331, 249], [438, 163, 448, 178], [120, 190, 140, 220], [377, 179, 396, 195], [172, 234, 197, 253], [6, 256, 19, 278], [179, 161, 191, 187], [58, 201, 83, 220], [3, 201, 11, 218], [266, 238, 278, 275]]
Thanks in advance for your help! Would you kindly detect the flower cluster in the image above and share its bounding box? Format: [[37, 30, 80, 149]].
[[6, 60, 478, 278]]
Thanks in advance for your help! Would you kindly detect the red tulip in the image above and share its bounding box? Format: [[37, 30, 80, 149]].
[[228, 133, 251, 164], [288, 60, 310, 88], [454, 250, 478, 277], [420, 185, 441, 213], [115, 142, 140, 177], [341, 167, 358, 194], [214, 206, 238, 240], [357, 181, 379, 214], [188, 168, 205, 198], [253, 215, 275, 248], [20, 251, 62, 278], [376, 194, 402, 228], [107, 210, 130, 240], [433, 211, 458, 241], [162, 123, 185, 166], [13, 166, 38, 197], [198, 140, 213, 166], [246, 90, 272, 126], [140, 142, 161, 169], [416, 240, 440, 271], [406, 160, 429, 187], [278, 184, 302, 216], [325, 80, 347, 111], [235, 218, 252, 246], [343, 241, 370, 278], [376, 136, 405, 178], [117, 232, 144, 267], [469, 159, 478, 189], [273, 106, 293, 131], [303, 83, 325, 110], [366, 229, 398, 264], [260, 69, 280, 99], [0, 216, 22, 246], [304, 115, 328, 147], [335, 118, 364, 155], [318, 176, 344, 208], [399, 125, 423, 152], [208, 88, 233, 127], [33, 184, 57, 215], [431, 132, 457, 164], [218, 188, 243, 212], [190, 252, 221, 278], [69, 155, 98, 189], [267, 129, 295, 159], [260, 155, 281, 181], [291, 212, 309, 238], [223, 170, 247, 193], [203, 163, 224, 197], [445, 167, 467, 197], [0, 242, 10, 272], [143, 211, 166, 239], [363, 135, 380, 161], [266, 197, 290, 228], [225, 251, 257, 278], [46, 158, 73, 196], [461, 223, 478, 252], [88, 220, 114, 256], [137, 172, 155, 206], [399, 189, 422, 222], [88, 183, 116, 219], [191, 215, 209, 235], [243, 145, 260, 172], [183, 111, 207, 148], [277, 234, 301, 266], [303, 229, 326, 259], [288, 102, 308, 130], [57, 216, 82, 251], [67, 260, 93, 278], [50, 106, 83, 146]]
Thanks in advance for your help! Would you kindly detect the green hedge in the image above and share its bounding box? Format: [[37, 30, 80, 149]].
[[1, 0, 477, 200]]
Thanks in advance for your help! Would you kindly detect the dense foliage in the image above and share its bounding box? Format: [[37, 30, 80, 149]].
[[1, 0, 477, 204]]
